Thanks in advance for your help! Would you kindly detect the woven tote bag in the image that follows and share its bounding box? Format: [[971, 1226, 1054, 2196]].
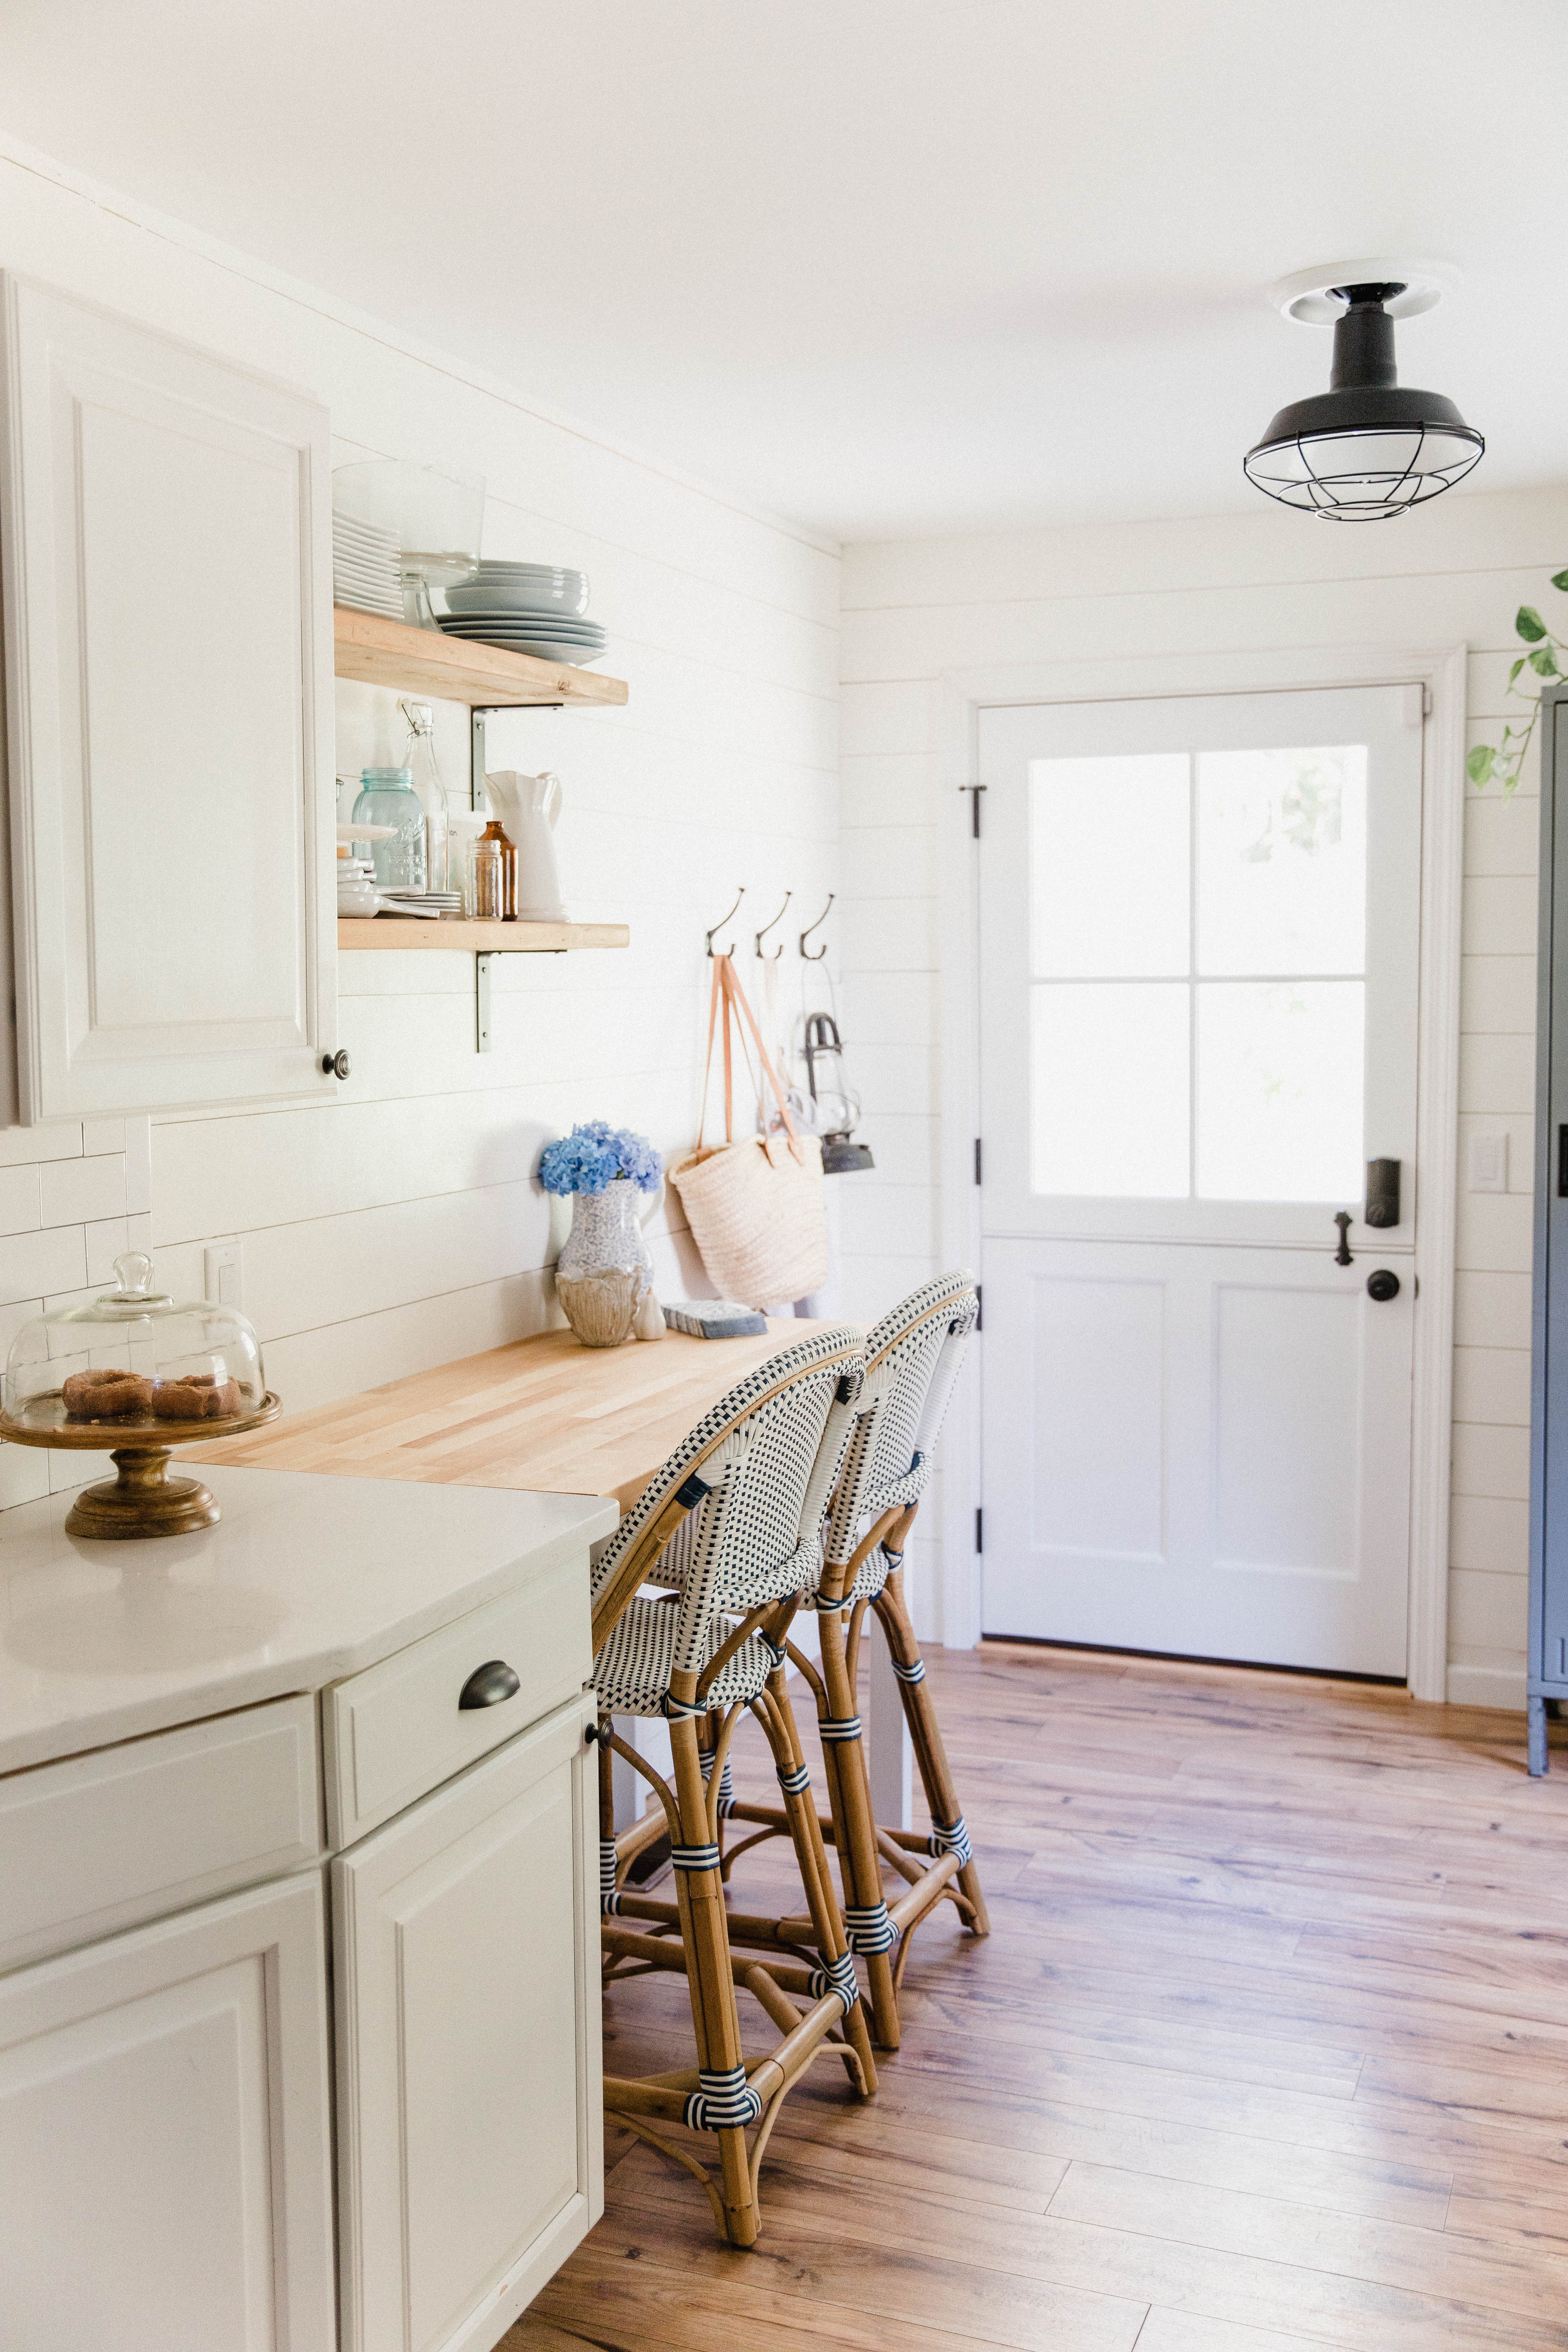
[[669, 955, 828, 1306]]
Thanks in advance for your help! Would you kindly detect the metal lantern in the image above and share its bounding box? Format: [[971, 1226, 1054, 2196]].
[[1244, 278, 1483, 521], [801, 1013, 874, 1175]]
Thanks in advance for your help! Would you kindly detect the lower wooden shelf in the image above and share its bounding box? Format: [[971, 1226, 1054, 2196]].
[[338, 919, 629, 952]]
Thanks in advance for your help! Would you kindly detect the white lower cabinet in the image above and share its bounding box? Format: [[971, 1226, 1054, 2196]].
[[333, 1693, 603, 2352], [0, 1870, 335, 2352]]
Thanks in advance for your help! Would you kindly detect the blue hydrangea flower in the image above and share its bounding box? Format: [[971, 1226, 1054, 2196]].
[[538, 1124, 663, 1196]]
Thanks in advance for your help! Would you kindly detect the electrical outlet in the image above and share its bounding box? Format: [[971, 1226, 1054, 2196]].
[[204, 1241, 244, 1309], [1468, 1132, 1510, 1194]]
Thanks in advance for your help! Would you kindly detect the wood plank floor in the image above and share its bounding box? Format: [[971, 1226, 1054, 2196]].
[[505, 1643, 1568, 2352]]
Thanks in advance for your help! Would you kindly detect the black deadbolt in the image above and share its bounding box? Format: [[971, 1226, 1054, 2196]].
[[458, 1659, 521, 1710], [1365, 1157, 1401, 1228], [1366, 1269, 1401, 1303], [321, 1049, 351, 1080]]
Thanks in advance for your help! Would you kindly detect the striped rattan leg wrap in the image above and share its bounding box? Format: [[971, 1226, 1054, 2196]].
[[807, 1950, 861, 2015], [890, 1654, 926, 1686], [927, 1816, 973, 1867], [682, 2063, 764, 2131], [670, 1842, 723, 1872], [818, 1714, 863, 1743], [599, 1838, 624, 1917], [843, 1900, 901, 1954], [776, 1760, 812, 1796], [700, 1748, 738, 1816]]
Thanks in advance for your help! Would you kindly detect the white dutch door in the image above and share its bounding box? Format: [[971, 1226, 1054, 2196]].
[[977, 686, 1421, 1677]]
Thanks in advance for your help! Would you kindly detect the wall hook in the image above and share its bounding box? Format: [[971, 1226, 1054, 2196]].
[[799, 894, 834, 960], [706, 886, 746, 957], [754, 891, 792, 959]]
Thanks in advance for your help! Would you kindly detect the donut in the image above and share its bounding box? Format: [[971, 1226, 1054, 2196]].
[[150, 1374, 240, 1421], [61, 1368, 152, 1419]]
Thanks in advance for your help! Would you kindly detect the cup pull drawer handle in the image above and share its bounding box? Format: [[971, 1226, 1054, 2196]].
[[458, 1659, 521, 1710]]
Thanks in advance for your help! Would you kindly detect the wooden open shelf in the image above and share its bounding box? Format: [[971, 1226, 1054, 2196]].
[[338, 919, 629, 952], [332, 606, 628, 709]]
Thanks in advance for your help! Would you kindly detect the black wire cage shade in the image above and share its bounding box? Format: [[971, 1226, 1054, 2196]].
[[1244, 281, 1483, 520]]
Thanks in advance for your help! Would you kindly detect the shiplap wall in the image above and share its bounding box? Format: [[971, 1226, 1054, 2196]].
[[0, 141, 841, 1482], [839, 485, 1568, 1702]]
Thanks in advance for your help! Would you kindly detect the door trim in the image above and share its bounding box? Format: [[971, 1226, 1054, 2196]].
[[936, 643, 1467, 1702]]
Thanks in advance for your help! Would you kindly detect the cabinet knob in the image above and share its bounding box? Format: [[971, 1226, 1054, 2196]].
[[458, 1658, 521, 1710], [1366, 1269, 1401, 1303], [321, 1049, 351, 1080]]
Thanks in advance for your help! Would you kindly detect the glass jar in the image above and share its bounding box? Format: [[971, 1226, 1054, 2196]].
[[477, 819, 517, 919], [471, 834, 504, 920], [2, 1252, 266, 1427], [398, 700, 450, 894], [352, 767, 427, 891]]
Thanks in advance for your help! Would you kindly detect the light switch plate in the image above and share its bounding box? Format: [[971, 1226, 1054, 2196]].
[[204, 1241, 244, 1308], [1468, 1132, 1510, 1194]]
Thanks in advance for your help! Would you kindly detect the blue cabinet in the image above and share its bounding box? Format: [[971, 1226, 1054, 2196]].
[[1529, 687, 1568, 1769]]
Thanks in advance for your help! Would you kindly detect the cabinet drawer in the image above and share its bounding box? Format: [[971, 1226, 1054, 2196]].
[[0, 1695, 322, 1973], [323, 1554, 589, 1848]]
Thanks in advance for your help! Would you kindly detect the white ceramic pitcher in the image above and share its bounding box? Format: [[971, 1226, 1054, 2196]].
[[483, 769, 567, 920]]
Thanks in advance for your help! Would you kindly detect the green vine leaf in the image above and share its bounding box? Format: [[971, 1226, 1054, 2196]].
[[1517, 605, 1548, 642], [1551, 568, 1568, 593], [1467, 745, 1497, 785], [1531, 647, 1560, 677], [1510, 656, 1528, 685]]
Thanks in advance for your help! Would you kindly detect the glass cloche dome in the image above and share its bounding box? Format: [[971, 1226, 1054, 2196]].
[[3, 1252, 266, 1428]]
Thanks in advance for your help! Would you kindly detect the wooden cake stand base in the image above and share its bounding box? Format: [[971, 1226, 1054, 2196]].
[[0, 1393, 281, 1539]]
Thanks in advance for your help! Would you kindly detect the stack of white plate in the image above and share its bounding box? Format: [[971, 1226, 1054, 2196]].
[[438, 562, 605, 666], [333, 513, 403, 619], [380, 890, 463, 919]]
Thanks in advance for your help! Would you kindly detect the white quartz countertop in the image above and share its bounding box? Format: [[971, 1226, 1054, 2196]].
[[0, 1466, 620, 1776]]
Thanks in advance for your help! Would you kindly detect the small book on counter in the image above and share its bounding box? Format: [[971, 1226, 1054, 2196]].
[[663, 1299, 769, 1338]]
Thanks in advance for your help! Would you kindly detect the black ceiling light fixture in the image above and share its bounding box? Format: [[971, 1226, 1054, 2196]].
[[1244, 260, 1483, 520]]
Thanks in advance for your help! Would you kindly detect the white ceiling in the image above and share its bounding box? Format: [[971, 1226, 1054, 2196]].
[[0, 1, 1561, 541]]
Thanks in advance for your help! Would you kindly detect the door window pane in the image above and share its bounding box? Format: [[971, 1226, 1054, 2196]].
[[1030, 755, 1189, 978], [1032, 983, 1189, 1196], [1197, 746, 1366, 976], [1196, 981, 1364, 1201]]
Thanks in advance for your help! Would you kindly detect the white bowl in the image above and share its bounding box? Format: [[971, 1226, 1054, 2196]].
[[444, 567, 589, 618]]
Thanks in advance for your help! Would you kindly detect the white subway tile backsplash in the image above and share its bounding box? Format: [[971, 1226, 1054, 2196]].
[[0, 1166, 41, 1238], [82, 1119, 127, 1156], [0, 1226, 86, 1307], [84, 1217, 131, 1286], [125, 1117, 152, 1216], [40, 1154, 127, 1227], [0, 1123, 82, 1167]]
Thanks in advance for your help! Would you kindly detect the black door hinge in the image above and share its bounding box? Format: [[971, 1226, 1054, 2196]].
[[974, 1507, 983, 1554], [959, 784, 987, 838], [975, 1284, 982, 1332], [974, 1137, 982, 1186]]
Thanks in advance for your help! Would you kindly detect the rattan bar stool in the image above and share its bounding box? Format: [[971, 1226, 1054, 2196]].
[[589, 1324, 878, 2247], [714, 1272, 988, 2048]]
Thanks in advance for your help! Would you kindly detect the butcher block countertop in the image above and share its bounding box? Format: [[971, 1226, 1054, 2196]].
[[197, 1318, 832, 1513]]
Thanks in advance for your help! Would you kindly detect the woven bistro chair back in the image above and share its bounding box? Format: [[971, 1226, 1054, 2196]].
[[589, 1322, 866, 1667], [822, 1269, 979, 1592]]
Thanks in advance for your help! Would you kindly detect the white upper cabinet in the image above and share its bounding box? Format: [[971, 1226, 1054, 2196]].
[[0, 275, 337, 1121]]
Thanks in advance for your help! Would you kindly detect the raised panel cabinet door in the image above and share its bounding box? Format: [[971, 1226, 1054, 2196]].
[[0, 1868, 335, 2352], [334, 1694, 603, 2352], [0, 273, 337, 1121]]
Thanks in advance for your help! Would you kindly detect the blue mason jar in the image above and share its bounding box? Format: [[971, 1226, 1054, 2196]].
[[352, 766, 427, 890]]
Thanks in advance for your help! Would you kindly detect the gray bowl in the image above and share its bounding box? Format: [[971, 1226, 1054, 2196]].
[[444, 565, 589, 618]]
